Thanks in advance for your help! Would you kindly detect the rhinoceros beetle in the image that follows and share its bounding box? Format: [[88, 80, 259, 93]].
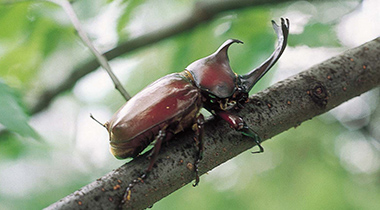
[[102, 18, 289, 202]]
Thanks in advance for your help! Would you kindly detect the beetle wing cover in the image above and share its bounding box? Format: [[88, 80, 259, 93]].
[[108, 73, 201, 143]]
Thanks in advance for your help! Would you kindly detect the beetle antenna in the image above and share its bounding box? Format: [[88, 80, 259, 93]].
[[90, 113, 107, 129]]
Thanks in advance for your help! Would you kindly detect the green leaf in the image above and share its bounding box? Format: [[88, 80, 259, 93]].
[[0, 4, 29, 40], [0, 133, 26, 159], [0, 80, 39, 139]]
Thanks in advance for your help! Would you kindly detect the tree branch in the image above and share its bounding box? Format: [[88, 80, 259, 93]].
[[47, 0, 131, 101], [44, 37, 380, 210], [31, 0, 311, 114]]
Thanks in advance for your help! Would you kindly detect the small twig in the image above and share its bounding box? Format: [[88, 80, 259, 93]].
[[47, 0, 131, 101]]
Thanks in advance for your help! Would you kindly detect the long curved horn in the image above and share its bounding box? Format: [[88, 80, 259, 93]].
[[240, 18, 290, 92]]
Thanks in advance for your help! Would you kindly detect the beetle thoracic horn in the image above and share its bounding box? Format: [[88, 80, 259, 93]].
[[239, 18, 290, 93], [212, 39, 243, 62], [185, 38, 244, 98], [186, 39, 243, 73]]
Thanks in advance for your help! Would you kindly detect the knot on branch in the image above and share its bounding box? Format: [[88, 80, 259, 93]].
[[308, 82, 329, 108]]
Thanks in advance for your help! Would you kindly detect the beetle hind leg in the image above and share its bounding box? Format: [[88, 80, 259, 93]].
[[121, 129, 168, 205], [192, 114, 205, 187], [146, 129, 170, 172]]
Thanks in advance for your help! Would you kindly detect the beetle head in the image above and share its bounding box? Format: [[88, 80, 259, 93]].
[[185, 39, 243, 99], [186, 18, 289, 100]]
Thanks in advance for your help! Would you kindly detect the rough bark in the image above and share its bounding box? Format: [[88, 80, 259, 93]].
[[44, 37, 380, 210]]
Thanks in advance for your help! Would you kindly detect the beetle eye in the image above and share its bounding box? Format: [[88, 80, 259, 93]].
[[210, 99, 215, 103], [228, 101, 236, 106], [208, 94, 216, 99]]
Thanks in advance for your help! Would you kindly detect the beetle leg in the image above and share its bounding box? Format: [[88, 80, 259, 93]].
[[121, 129, 167, 205], [216, 110, 264, 153], [147, 129, 168, 172], [192, 114, 205, 187]]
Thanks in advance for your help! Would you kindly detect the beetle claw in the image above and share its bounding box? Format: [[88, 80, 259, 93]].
[[120, 172, 149, 207], [193, 176, 200, 187], [192, 159, 200, 187], [241, 124, 264, 154], [251, 139, 264, 154]]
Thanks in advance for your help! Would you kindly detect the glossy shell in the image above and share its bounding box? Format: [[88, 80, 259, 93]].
[[186, 39, 242, 98], [187, 59, 237, 98], [106, 73, 202, 159]]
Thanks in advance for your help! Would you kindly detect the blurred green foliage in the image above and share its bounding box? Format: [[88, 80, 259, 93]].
[[0, 80, 38, 139], [0, 0, 379, 210]]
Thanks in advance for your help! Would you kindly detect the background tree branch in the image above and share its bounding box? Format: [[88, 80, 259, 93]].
[[30, 0, 327, 114], [44, 37, 380, 210], [48, 0, 131, 101]]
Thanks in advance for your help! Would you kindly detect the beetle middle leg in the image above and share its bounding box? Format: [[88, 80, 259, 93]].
[[192, 114, 205, 187], [215, 110, 264, 153]]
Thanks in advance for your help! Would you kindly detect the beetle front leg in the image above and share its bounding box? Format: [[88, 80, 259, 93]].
[[216, 111, 264, 153], [192, 114, 205, 187], [121, 129, 168, 205]]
